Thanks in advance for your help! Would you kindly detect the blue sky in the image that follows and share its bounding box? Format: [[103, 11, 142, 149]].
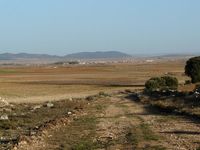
[[0, 0, 199, 55]]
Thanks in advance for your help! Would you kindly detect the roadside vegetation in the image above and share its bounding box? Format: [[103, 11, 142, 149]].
[[0, 58, 200, 149], [0, 98, 87, 149], [145, 76, 178, 92], [142, 56, 200, 119]]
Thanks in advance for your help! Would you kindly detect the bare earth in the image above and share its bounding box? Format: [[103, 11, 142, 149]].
[[0, 59, 198, 149], [16, 92, 200, 150], [0, 60, 187, 103]]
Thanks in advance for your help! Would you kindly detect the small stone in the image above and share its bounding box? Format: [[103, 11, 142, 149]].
[[0, 114, 9, 120], [33, 105, 42, 110], [30, 131, 37, 136], [21, 113, 26, 116], [13, 113, 17, 116], [20, 140, 27, 145], [10, 104, 15, 108], [13, 146, 18, 150], [0, 98, 9, 107], [47, 102, 54, 108], [68, 111, 72, 115]]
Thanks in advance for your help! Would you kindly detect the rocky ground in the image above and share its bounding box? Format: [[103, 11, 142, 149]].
[[0, 91, 200, 150]]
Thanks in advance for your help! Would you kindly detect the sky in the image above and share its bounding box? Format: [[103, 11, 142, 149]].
[[0, 0, 200, 56]]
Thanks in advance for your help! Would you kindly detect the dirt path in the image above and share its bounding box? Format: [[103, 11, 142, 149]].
[[15, 93, 200, 150]]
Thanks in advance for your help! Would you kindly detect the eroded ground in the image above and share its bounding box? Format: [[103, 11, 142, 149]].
[[0, 60, 198, 149], [13, 92, 200, 150]]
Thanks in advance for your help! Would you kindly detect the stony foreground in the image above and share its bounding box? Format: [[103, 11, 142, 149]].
[[0, 91, 200, 150]]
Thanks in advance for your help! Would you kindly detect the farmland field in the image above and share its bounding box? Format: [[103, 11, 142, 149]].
[[1, 59, 200, 150], [0, 60, 187, 103]]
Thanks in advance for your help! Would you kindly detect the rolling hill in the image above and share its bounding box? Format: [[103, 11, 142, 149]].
[[65, 51, 131, 59], [0, 51, 131, 61]]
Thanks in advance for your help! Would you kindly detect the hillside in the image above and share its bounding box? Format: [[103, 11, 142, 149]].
[[0, 53, 61, 60], [0, 51, 131, 61], [64, 51, 131, 59]]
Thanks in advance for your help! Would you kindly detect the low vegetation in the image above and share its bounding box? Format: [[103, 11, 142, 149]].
[[0, 58, 199, 149], [142, 90, 200, 117], [145, 76, 178, 92], [142, 58, 200, 118], [0, 99, 87, 149]]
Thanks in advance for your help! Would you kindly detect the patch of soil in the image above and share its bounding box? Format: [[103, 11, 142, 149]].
[[13, 92, 200, 150]]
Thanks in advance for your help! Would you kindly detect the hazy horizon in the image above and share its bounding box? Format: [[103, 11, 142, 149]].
[[0, 0, 200, 55], [0, 50, 199, 57]]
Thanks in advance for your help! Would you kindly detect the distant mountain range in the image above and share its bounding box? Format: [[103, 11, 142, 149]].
[[65, 51, 131, 59], [0, 51, 131, 60], [0, 53, 61, 60], [0, 51, 197, 62]]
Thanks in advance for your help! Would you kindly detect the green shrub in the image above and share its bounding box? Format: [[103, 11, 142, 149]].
[[145, 76, 178, 92], [150, 77, 166, 87], [161, 76, 178, 90], [145, 79, 161, 91]]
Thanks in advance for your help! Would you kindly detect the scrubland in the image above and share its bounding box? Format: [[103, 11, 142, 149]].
[[0, 60, 186, 103], [1, 59, 200, 150]]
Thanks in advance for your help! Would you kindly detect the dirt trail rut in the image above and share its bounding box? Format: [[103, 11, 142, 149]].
[[15, 93, 200, 150]]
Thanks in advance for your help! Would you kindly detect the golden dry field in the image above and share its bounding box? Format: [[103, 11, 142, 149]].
[[1, 59, 200, 150], [0, 59, 188, 103]]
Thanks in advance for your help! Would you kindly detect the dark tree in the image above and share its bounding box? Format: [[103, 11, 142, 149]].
[[185, 57, 200, 83]]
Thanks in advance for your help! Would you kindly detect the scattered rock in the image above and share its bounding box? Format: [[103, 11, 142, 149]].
[[12, 113, 17, 116], [67, 112, 72, 115], [46, 102, 54, 108], [0, 114, 9, 120], [0, 97, 9, 108], [30, 131, 37, 136], [0, 108, 12, 113], [32, 105, 42, 111], [21, 113, 26, 116], [192, 87, 200, 99], [10, 104, 15, 109], [0, 135, 20, 145], [20, 140, 27, 145]]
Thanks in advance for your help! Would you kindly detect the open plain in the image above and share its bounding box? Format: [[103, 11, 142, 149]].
[[0, 59, 187, 103], [1, 59, 200, 150]]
